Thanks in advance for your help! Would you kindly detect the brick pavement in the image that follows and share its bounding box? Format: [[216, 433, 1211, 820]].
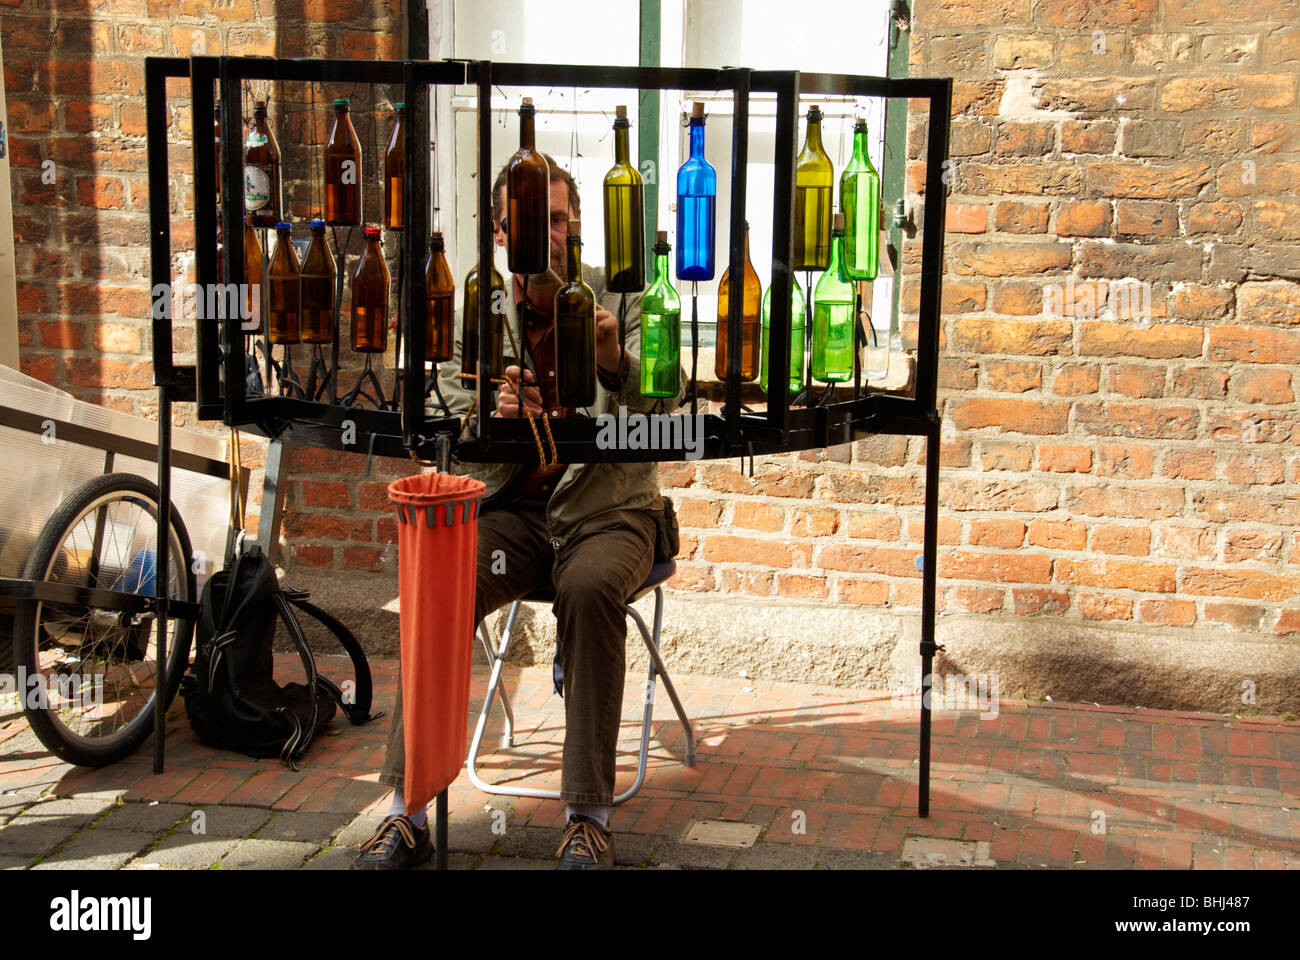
[[0, 655, 1297, 870]]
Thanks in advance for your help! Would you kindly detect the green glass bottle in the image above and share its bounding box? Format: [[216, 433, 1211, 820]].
[[840, 118, 880, 281], [554, 220, 597, 408], [640, 230, 681, 398], [812, 213, 854, 384], [794, 105, 833, 272], [462, 260, 505, 379], [761, 274, 806, 395], [603, 104, 645, 293]]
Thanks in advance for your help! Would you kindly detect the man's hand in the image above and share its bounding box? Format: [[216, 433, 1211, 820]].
[[494, 365, 543, 418], [595, 304, 623, 375]]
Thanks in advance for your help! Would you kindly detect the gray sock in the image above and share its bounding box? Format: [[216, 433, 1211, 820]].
[[566, 803, 610, 829], [387, 793, 427, 827]]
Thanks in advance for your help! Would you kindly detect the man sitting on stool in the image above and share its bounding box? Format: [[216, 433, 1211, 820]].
[[352, 156, 683, 870]]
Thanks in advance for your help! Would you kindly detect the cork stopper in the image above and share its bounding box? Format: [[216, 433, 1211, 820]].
[[692, 101, 705, 118], [568, 219, 581, 238], [616, 104, 627, 119], [522, 97, 533, 106], [656, 230, 668, 243], [808, 104, 822, 119], [832, 212, 844, 231]]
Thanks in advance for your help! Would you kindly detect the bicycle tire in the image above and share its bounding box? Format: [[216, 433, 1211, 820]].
[[12, 472, 197, 767]]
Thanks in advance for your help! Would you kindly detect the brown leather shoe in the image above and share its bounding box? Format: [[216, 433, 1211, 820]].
[[555, 815, 614, 870], [350, 815, 433, 870]]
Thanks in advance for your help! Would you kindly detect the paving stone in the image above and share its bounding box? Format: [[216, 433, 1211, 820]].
[[0, 823, 77, 858], [649, 840, 735, 869], [256, 811, 351, 843], [220, 838, 318, 870], [129, 834, 239, 870], [334, 813, 384, 848], [732, 843, 820, 870], [300, 846, 359, 870], [37, 828, 155, 869], [447, 819, 500, 854], [0, 855, 34, 870], [0, 792, 38, 826], [413, 851, 479, 871], [8, 795, 116, 830], [814, 848, 903, 870], [98, 802, 190, 834], [192, 806, 272, 838], [614, 832, 661, 866], [496, 825, 563, 860]]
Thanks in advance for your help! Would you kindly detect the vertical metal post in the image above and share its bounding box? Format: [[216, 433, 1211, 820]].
[[218, 62, 246, 426], [435, 788, 448, 870], [724, 69, 750, 451], [402, 63, 430, 450], [638, 0, 662, 266], [476, 62, 494, 449], [766, 70, 798, 440], [918, 417, 941, 817]]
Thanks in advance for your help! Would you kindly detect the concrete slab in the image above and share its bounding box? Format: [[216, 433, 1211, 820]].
[[496, 825, 562, 860], [256, 811, 351, 843], [0, 823, 75, 858], [300, 846, 359, 870], [901, 837, 994, 869], [99, 802, 190, 834], [36, 828, 154, 869], [0, 855, 34, 870], [129, 834, 239, 870], [814, 849, 902, 870], [731, 844, 821, 870], [192, 805, 272, 839], [334, 813, 384, 848], [220, 839, 318, 870], [476, 856, 552, 870], [649, 840, 734, 869], [8, 795, 115, 830]]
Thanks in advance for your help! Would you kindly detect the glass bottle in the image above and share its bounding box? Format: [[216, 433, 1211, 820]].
[[462, 260, 505, 378], [554, 221, 597, 408], [424, 232, 455, 363], [325, 98, 362, 227], [761, 274, 807, 395], [299, 220, 335, 344], [812, 213, 855, 383], [603, 104, 645, 293], [351, 227, 389, 353], [841, 118, 880, 281], [244, 100, 282, 228], [714, 221, 761, 383], [794, 104, 833, 272], [242, 218, 263, 335], [214, 101, 222, 203], [506, 97, 549, 275], [675, 101, 716, 282], [267, 222, 301, 345], [384, 102, 405, 232], [640, 230, 681, 398]]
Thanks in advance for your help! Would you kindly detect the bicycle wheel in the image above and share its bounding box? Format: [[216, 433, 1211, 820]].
[[12, 472, 197, 767]]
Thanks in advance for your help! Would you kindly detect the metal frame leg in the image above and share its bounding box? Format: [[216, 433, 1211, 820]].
[[465, 585, 695, 805]]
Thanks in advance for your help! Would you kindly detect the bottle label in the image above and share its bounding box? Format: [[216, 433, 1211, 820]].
[[245, 165, 272, 211], [246, 131, 267, 149]]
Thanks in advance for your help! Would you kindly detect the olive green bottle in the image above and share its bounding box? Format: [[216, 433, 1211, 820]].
[[603, 104, 645, 293], [793, 105, 833, 272], [554, 221, 597, 408]]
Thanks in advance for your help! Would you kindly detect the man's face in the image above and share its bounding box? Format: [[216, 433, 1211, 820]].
[[494, 178, 577, 277]]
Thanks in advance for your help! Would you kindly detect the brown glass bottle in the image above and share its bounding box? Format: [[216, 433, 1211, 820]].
[[325, 98, 363, 227], [554, 221, 597, 409], [299, 220, 335, 344], [267, 222, 301, 345], [351, 227, 389, 353], [244, 101, 281, 228], [714, 221, 761, 383], [384, 102, 405, 231], [242, 218, 263, 335], [462, 261, 505, 379], [422, 233, 455, 362], [506, 97, 550, 275]]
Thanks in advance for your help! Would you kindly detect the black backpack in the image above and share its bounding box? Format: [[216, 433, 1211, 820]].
[[181, 545, 379, 769]]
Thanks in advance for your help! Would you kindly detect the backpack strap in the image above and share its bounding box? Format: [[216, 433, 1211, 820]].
[[271, 592, 321, 770], [283, 593, 381, 725]]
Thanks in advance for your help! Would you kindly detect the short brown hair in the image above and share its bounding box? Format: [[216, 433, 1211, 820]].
[[490, 153, 581, 225]]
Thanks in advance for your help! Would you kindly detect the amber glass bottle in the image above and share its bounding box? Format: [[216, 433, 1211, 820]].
[[793, 105, 833, 271], [244, 101, 282, 228], [424, 232, 455, 363], [602, 104, 645, 293], [267, 222, 301, 345], [714, 222, 761, 383], [506, 97, 549, 275], [384, 102, 405, 231], [351, 227, 389, 353], [299, 220, 334, 344], [462, 261, 505, 378], [554, 221, 597, 408], [242, 218, 263, 334], [325, 99, 362, 227]]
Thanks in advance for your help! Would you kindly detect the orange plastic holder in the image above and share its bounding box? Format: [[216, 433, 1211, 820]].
[[387, 472, 487, 813]]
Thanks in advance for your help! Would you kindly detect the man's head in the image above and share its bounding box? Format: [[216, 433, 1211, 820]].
[[491, 154, 581, 276]]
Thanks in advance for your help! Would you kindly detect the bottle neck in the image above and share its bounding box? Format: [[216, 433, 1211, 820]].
[[689, 119, 705, 159], [806, 115, 823, 154], [827, 231, 844, 272], [852, 127, 869, 165], [520, 109, 535, 151], [566, 235, 582, 282], [614, 123, 630, 165], [652, 245, 670, 281]]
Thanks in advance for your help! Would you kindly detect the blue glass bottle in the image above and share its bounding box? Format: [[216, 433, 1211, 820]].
[[675, 101, 716, 282]]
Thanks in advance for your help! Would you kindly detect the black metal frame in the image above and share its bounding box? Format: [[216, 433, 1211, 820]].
[[143, 56, 951, 818]]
